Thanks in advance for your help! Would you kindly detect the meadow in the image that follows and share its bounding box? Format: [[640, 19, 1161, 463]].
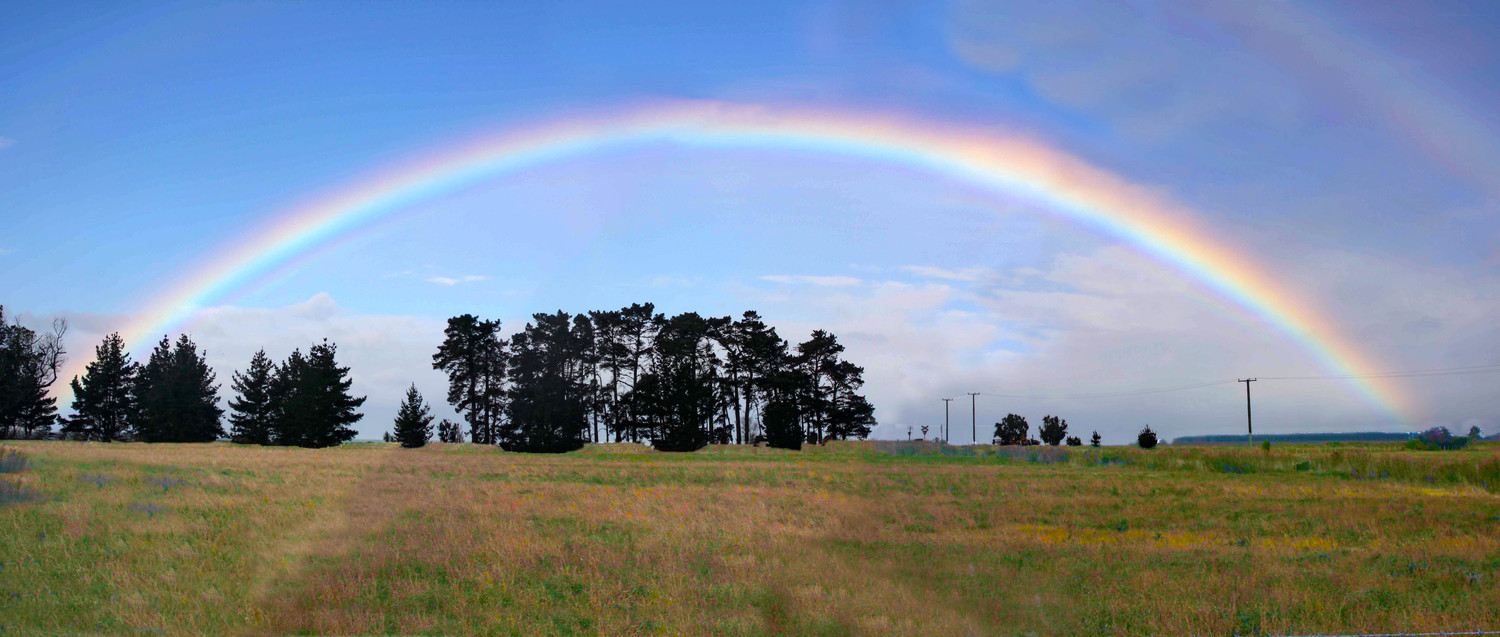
[[2, 440, 1498, 636]]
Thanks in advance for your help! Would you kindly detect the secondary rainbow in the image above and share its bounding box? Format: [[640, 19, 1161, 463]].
[[57, 100, 1409, 418]]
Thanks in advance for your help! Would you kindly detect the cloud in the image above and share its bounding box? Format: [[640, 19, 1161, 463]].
[[760, 274, 862, 287], [0, 247, 12, 256], [945, 0, 1301, 143], [426, 275, 487, 286], [0, 138, 13, 151], [899, 265, 992, 282], [648, 274, 702, 288]]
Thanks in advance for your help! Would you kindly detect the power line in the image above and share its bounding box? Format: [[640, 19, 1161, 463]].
[[980, 380, 1237, 400]]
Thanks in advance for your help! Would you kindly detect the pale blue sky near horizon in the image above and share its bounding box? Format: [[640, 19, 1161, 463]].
[[4, 0, 1500, 440]]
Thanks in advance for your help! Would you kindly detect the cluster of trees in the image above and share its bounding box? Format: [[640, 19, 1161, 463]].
[[10, 323, 366, 448], [428, 304, 877, 453], [0, 307, 66, 439], [224, 343, 366, 447], [56, 333, 222, 442], [992, 413, 1101, 448]]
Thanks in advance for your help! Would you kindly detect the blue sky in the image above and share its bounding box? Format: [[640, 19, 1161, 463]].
[[4, 0, 1500, 441]]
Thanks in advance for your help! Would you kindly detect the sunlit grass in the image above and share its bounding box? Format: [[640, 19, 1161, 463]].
[[1, 440, 1497, 635]]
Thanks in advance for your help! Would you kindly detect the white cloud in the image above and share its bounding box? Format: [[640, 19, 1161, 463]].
[[0, 247, 12, 256], [760, 274, 862, 287], [426, 274, 487, 286], [0, 137, 13, 151]]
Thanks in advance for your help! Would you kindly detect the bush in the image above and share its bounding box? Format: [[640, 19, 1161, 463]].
[[1065, 436, 1082, 446], [1406, 427, 1470, 451], [1137, 425, 1158, 449]]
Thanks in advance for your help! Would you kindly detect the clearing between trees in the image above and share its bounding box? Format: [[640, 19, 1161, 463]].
[[2, 440, 1498, 635]]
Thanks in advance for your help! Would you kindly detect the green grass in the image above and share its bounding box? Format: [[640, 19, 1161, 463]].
[[1, 440, 1498, 635]]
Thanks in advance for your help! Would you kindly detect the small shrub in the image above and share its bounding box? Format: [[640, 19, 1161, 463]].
[[1065, 436, 1082, 447], [1260, 440, 1272, 453], [1137, 425, 1158, 449]]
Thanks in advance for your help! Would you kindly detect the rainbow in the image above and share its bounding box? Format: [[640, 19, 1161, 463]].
[[56, 100, 1408, 418]]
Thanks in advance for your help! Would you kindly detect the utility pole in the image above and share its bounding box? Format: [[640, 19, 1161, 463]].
[[1238, 378, 1257, 445], [942, 398, 954, 443], [967, 392, 980, 445]]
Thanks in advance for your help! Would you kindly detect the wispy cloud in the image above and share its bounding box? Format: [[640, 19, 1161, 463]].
[[760, 274, 862, 287], [0, 248, 12, 256], [900, 265, 992, 282], [426, 274, 487, 286], [0, 138, 13, 151]]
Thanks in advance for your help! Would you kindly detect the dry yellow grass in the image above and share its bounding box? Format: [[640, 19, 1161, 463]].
[[2, 440, 1498, 635]]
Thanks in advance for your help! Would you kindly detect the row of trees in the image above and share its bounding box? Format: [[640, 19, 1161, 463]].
[[992, 413, 1101, 447], [28, 326, 366, 447], [430, 305, 877, 453]]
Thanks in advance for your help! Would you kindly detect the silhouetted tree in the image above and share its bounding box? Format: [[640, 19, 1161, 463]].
[[382, 431, 393, 443], [135, 334, 223, 443], [503, 312, 589, 453], [0, 307, 66, 439], [1065, 435, 1082, 446], [1090, 430, 1102, 447], [993, 413, 1030, 445], [437, 418, 462, 443], [432, 315, 506, 444], [271, 341, 364, 448], [392, 383, 434, 448], [228, 349, 277, 445], [1137, 425, 1158, 449], [61, 333, 138, 442], [1039, 414, 1068, 446]]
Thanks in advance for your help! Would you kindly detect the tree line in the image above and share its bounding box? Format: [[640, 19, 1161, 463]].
[[992, 413, 1101, 447], [425, 304, 877, 453], [0, 302, 877, 453]]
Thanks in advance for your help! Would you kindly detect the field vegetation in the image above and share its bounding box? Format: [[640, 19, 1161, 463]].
[[3, 440, 1499, 635]]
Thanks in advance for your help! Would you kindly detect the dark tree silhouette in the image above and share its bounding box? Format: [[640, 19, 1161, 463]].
[[228, 349, 277, 445], [1137, 425, 1158, 449], [503, 312, 589, 453], [993, 413, 1030, 445], [135, 335, 223, 443], [432, 315, 506, 444], [0, 307, 66, 439], [61, 333, 139, 442], [1039, 415, 1068, 446], [437, 418, 462, 443], [271, 341, 365, 448], [1090, 430, 1102, 447], [392, 383, 434, 448]]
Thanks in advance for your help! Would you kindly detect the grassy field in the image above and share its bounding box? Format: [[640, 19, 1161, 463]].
[[2, 440, 1499, 636]]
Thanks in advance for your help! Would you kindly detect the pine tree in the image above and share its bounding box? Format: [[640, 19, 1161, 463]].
[[1090, 431, 1102, 447], [61, 333, 139, 442], [135, 334, 223, 443], [228, 349, 277, 445], [272, 341, 365, 448], [432, 315, 505, 445], [503, 312, 588, 453], [392, 383, 434, 448]]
